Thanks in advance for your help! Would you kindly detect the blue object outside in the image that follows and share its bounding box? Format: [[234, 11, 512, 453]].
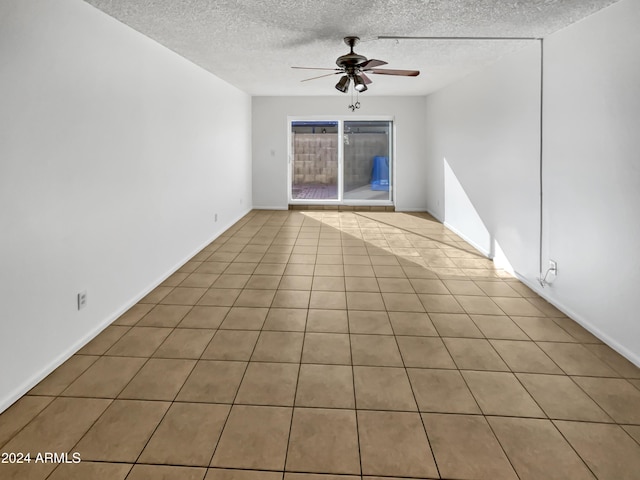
[[371, 156, 389, 191]]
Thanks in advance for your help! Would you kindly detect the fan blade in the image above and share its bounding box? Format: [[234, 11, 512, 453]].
[[358, 58, 388, 69], [370, 68, 420, 77], [292, 66, 341, 71], [301, 72, 341, 82], [360, 72, 372, 85]]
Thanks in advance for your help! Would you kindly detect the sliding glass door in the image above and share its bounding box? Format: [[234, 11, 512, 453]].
[[343, 120, 392, 202], [290, 121, 339, 201], [289, 118, 393, 205]]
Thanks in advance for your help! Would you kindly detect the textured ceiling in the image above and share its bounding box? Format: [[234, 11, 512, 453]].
[[83, 0, 620, 96]]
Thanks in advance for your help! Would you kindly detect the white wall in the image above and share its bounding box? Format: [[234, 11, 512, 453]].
[[424, 0, 640, 364], [443, 159, 492, 257], [542, 0, 640, 363], [252, 96, 427, 211], [424, 44, 542, 280], [0, 0, 252, 411]]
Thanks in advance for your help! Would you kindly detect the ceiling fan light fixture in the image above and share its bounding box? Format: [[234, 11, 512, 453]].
[[335, 75, 350, 93], [293, 36, 420, 97], [353, 74, 368, 92]]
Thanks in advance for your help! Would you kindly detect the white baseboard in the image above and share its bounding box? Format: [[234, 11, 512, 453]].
[[0, 207, 252, 414], [443, 221, 491, 258], [395, 207, 428, 212], [252, 205, 289, 210], [427, 207, 639, 368], [424, 207, 444, 223], [514, 273, 640, 368]]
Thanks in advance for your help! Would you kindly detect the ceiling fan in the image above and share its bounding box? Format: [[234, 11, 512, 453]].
[[292, 36, 420, 94]]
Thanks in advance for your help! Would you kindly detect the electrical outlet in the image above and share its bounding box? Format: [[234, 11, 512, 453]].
[[549, 260, 558, 274], [77, 291, 87, 310], [214, 213, 218, 222]]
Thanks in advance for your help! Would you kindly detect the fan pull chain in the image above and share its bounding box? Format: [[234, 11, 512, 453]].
[[348, 81, 361, 111]]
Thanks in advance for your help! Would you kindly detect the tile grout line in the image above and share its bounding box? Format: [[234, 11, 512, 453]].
[[346, 301, 365, 478], [386, 304, 442, 479], [436, 322, 524, 480], [281, 244, 312, 476], [57, 296, 195, 473], [256, 214, 304, 476], [46, 319, 175, 477], [481, 338, 557, 478], [8, 210, 640, 478], [204, 234, 277, 471], [123, 307, 202, 468], [24, 393, 636, 421], [355, 211, 486, 258], [547, 418, 601, 479], [62, 214, 256, 476]]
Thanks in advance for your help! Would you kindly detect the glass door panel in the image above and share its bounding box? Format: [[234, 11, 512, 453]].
[[343, 121, 392, 202], [291, 121, 339, 201]]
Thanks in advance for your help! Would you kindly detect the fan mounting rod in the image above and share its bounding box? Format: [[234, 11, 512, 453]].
[[291, 35, 420, 95], [344, 36, 360, 50], [337, 36, 366, 71]]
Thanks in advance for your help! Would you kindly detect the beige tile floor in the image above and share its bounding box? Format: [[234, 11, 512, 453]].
[[2, 210, 640, 480]]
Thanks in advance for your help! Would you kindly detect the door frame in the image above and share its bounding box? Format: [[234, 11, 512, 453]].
[[287, 115, 396, 206]]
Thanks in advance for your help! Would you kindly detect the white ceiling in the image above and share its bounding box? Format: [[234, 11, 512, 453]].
[[83, 0, 619, 96]]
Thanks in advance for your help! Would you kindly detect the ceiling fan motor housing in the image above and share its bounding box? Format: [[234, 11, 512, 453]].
[[336, 36, 367, 74], [292, 35, 418, 94], [336, 53, 367, 71]]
